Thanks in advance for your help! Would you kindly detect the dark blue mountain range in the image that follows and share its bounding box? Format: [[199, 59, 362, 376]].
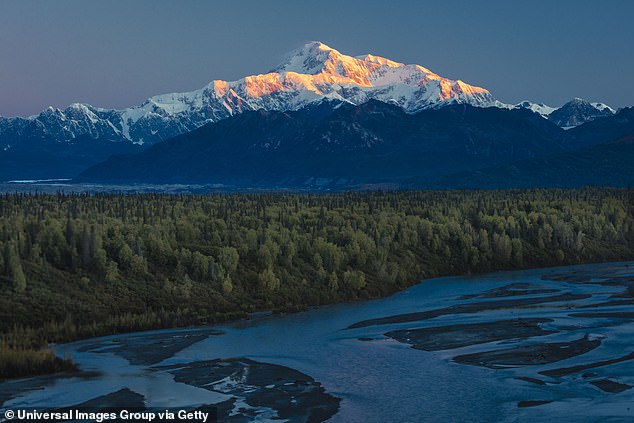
[[78, 101, 634, 189]]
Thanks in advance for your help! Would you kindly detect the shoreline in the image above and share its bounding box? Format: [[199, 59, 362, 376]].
[[3, 260, 634, 422], [58, 258, 634, 340], [7, 257, 628, 383]]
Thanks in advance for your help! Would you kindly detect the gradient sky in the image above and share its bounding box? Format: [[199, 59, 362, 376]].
[[1, 0, 633, 117]]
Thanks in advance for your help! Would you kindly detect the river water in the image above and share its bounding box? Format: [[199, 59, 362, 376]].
[[2, 262, 634, 422]]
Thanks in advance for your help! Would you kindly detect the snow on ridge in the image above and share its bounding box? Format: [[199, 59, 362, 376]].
[[591, 102, 616, 114], [514, 101, 556, 116], [3, 41, 500, 146], [10, 41, 618, 145], [112, 41, 498, 123]]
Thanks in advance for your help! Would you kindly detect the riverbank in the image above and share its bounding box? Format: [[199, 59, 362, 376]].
[[3, 256, 632, 382], [1, 189, 633, 380], [5, 261, 634, 422], [0, 345, 76, 382]]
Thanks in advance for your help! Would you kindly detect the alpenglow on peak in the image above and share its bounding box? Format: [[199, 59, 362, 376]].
[[1, 41, 498, 147], [269, 41, 493, 105]]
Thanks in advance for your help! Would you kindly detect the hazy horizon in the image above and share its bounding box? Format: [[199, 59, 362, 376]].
[[1, 0, 633, 117]]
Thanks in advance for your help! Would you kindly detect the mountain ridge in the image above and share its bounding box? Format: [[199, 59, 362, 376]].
[[79, 101, 568, 185], [78, 102, 634, 189], [0, 41, 618, 156], [0, 41, 498, 150], [0, 41, 627, 185]]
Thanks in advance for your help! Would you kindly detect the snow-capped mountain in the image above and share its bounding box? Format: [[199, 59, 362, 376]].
[[0, 41, 497, 149], [547, 98, 615, 128], [0, 40, 621, 162], [514, 101, 556, 117], [513, 98, 616, 128]]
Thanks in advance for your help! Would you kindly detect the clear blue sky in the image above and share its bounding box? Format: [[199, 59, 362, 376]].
[[1, 0, 633, 116]]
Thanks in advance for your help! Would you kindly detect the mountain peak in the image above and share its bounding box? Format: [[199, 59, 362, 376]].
[[272, 42, 409, 78], [3, 41, 499, 148], [548, 97, 615, 127], [569, 97, 590, 105], [268, 42, 492, 104], [293, 41, 339, 59], [272, 41, 342, 74], [304, 40, 335, 52]]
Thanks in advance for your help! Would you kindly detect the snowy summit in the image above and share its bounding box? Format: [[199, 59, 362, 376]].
[[0, 42, 497, 147], [0, 42, 616, 148]]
